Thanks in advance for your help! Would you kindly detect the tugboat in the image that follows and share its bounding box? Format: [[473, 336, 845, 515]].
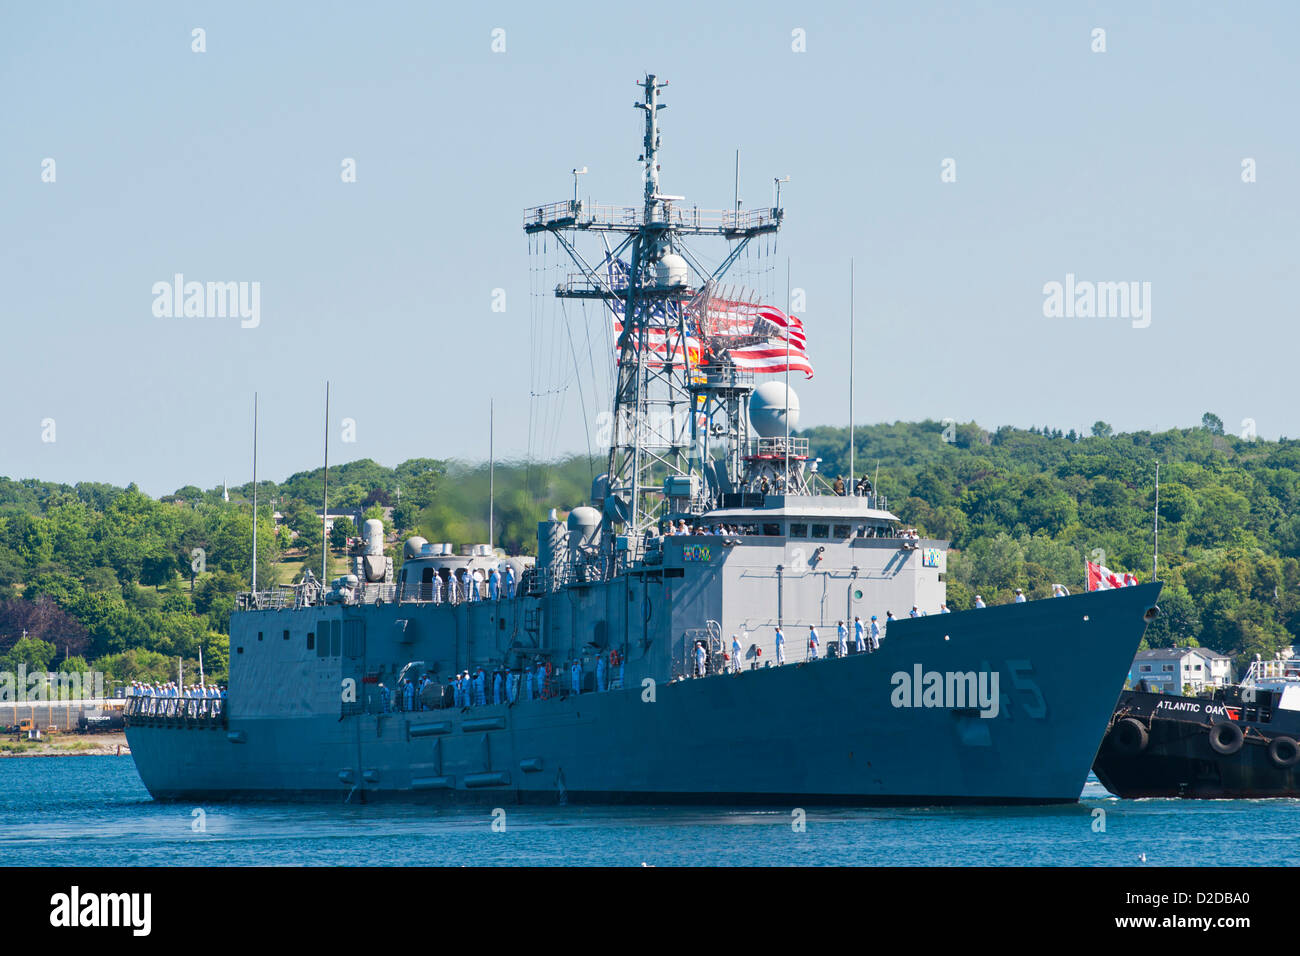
[[1093, 659, 1300, 798]]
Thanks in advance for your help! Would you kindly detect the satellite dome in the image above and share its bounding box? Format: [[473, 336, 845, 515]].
[[749, 381, 800, 438], [653, 254, 689, 288]]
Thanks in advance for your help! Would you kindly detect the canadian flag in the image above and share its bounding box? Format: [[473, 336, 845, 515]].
[[1086, 561, 1132, 591]]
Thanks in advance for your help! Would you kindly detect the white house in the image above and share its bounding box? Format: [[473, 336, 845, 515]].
[[1130, 647, 1234, 695]]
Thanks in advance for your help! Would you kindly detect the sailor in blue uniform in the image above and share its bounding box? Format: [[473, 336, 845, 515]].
[[402, 679, 414, 712], [378, 683, 391, 713], [775, 627, 786, 665], [489, 566, 501, 601], [853, 617, 866, 653], [525, 666, 535, 701], [837, 620, 848, 658], [537, 661, 547, 698], [596, 654, 606, 691], [807, 625, 820, 660], [571, 659, 583, 694], [694, 641, 707, 677], [869, 616, 881, 651]]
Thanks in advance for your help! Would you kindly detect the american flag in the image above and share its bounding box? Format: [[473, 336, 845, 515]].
[[604, 257, 813, 376]]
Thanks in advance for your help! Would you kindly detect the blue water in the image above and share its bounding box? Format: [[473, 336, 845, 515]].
[[3, 756, 1296, 866]]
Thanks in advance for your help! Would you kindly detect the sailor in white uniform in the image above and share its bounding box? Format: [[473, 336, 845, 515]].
[[869, 616, 881, 651], [775, 627, 786, 665], [731, 634, 742, 672], [974, 595, 986, 608], [1014, 588, 1026, 604], [505, 564, 516, 598], [807, 625, 820, 660], [489, 566, 501, 601], [694, 641, 707, 677], [431, 572, 443, 604], [854, 617, 866, 653], [837, 620, 848, 658]]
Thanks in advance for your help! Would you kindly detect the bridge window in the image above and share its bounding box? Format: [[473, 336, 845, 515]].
[[811, 524, 829, 539], [762, 523, 781, 536], [790, 523, 808, 537], [316, 629, 328, 658], [834, 524, 851, 538], [330, 621, 342, 657]]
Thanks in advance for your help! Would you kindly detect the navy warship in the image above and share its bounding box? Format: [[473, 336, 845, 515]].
[[125, 75, 1162, 805]]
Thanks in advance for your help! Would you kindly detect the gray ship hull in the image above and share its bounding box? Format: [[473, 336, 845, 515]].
[[127, 584, 1160, 806]]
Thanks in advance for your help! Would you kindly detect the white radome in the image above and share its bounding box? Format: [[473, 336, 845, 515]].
[[749, 381, 800, 438], [653, 253, 689, 287]]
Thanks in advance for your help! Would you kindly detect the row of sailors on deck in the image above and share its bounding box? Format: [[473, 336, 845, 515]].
[[668, 520, 746, 536], [376, 652, 628, 713], [126, 681, 226, 715], [700, 616, 887, 675], [691, 586, 1084, 676], [420, 564, 517, 603]]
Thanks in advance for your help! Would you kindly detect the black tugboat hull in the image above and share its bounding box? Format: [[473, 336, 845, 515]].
[[1093, 689, 1300, 798]]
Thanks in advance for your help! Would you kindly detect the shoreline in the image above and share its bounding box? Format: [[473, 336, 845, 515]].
[[0, 732, 129, 757]]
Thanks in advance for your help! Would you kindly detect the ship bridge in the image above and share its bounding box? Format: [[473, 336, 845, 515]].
[[703, 493, 900, 540]]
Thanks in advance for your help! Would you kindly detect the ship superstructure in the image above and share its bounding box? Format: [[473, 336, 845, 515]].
[[125, 75, 1162, 806]]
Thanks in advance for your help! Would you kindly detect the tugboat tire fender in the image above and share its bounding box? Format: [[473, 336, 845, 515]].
[[1110, 717, 1148, 755], [1267, 735, 1300, 769], [1208, 721, 1244, 756]]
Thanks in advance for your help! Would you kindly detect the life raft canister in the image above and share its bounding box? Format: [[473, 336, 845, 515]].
[[1208, 720, 1245, 756], [1110, 717, 1149, 755]]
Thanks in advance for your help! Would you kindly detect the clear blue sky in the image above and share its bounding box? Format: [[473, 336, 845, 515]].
[[2, 2, 1296, 496]]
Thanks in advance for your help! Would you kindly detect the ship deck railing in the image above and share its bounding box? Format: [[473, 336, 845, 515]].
[[1243, 659, 1300, 684], [523, 200, 781, 237], [123, 695, 227, 729]]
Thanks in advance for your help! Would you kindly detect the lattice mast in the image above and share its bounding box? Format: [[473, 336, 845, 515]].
[[524, 74, 782, 541]]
